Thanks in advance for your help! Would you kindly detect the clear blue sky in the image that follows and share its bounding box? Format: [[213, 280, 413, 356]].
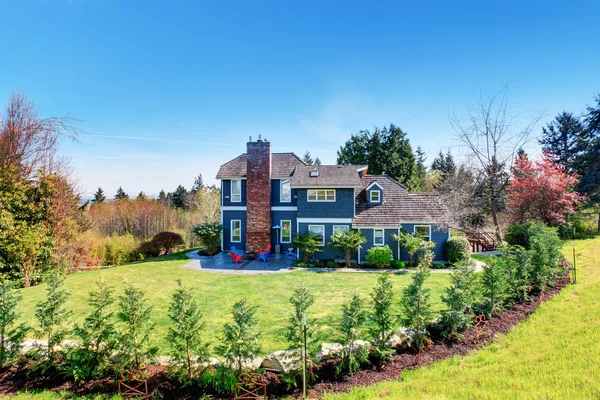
[[1, 0, 599, 198]]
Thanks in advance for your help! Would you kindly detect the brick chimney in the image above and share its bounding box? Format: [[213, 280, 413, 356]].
[[246, 138, 272, 251]]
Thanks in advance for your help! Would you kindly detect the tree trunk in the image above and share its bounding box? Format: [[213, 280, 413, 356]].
[[345, 250, 351, 268], [490, 197, 503, 243]]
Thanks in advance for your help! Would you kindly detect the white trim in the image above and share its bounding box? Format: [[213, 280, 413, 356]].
[[222, 206, 247, 211], [353, 222, 440, 228], [271, 206, 298, 211], [366, 181, 384, 191], [220, 181, 224, 250], [298, 218, 352, 223], [271, 175, 293, 179], [291, 185, 358, 189], [230, 219, 242, 243], [373, 228, 385, 246], [280, 219, 292, 243], [296, 219, 300, 259], [351, 225, 396, 229], [280, 179, 292, 203], [308, 225, 325, 246], [333, 225, 350, 236], [414, 225, 432, 241], [369, 190, 381, 203], [357, 166, 368, 172], [230, 179, 242, 203], [307, 189, 336, 202], [358, 246, 361, 264]]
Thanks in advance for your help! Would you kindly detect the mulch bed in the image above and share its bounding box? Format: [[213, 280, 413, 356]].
[[0, 270, 570, 399]]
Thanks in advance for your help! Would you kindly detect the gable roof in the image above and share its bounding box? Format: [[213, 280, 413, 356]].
[[290, 165, 364, 187], [353, 175, 447, 227], [216, 153, 306, 179]]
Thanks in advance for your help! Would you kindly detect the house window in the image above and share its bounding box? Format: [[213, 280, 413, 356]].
[[307, 189, 335, 202], [333, 225, 349, 236], [374, 229, 385, 246], [280, 180, 291, 202], [370, 190, 380, 202], [231, 220, 241, 243], [414, 225, 432, 241], [231, 180, 241, 202], [281, 220, 292, 243], [308, 225, 325, 246]]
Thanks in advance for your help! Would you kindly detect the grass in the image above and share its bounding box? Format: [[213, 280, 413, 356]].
[[325, 237, 600, 400], [16, 251, 450, 356]]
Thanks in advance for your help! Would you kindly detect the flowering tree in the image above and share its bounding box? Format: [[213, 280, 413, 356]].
[[507, 152, 583, 225]]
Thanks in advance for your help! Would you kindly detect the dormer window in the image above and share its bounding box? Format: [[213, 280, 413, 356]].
[[370, 190, 380, 203], [366, 181, 383, 203], [309, 170, 319, 177]]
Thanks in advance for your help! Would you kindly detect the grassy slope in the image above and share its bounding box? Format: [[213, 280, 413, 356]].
[[16, 252, 449, 355], [326, 237, 600, 400]]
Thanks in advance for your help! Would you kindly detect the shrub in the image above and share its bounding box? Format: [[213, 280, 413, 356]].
[[433, 262, 447, 269], [393, 260, 406, 269], [478, 256, 509, 318], [400, 253, 433, 350], [337, 292, 368, 375], [445, 236, 471, 263], [96, 233, 141, 266], [152, 232, 185, 255], [369, 273, 396, 360], [437, 260, 478, 339], [138, 240, 161, 258], [503, 246, 532, 303], [192, 223, 223, 256], [326, 261, 338, 268], [0, 280, 28, 366], [365, 245, 393, 268], [198, 365, 237, 396]]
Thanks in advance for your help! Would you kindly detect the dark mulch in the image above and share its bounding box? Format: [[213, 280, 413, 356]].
[[0, 271, 570, 399]]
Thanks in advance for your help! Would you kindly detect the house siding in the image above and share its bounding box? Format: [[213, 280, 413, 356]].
[[222, 210, 247, 252], [271, 179, 298, 207], [222, 179, 247, 207], [296, 188, 355, 219], [398, 223, 448, 262], [298, 222, 356, 261], [271, 211, 297, 252], [359, 228, 400, 262]]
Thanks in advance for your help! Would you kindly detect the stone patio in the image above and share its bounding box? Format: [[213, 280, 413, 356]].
[[182, 250, 296, 274]]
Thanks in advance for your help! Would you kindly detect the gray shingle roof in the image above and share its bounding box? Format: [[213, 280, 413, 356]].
[[353, 175, 448, 227], [216, 153, 306, 179], [290, 165, 364, 187]]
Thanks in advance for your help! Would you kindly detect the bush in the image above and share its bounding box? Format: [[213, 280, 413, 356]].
[[152, 232, 185, 255], [138, 240, 161, 258], [437, 260, 478, 339], [432, 262, 447, 269], [94, 233, 141, 266], [445, 236, 471, 263], [393, 260, 406, 269], [365, 246, 393, 268], [192, 223, 223, 256]]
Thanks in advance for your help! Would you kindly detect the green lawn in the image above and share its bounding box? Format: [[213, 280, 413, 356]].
[[325, 237, 600, 400], [17, 252, 450, 356]]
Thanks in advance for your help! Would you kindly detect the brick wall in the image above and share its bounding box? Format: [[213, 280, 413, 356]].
[[246, 139, 272, 251]]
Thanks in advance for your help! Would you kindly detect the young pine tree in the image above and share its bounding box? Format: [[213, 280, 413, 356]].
[[117, 283, 158, 370], [0, 280, 28, 365], [67, 277, 118, 381], [286, 283, 316, 358], [35, 271, 72, 367], [438, 260, 479, 339], [217, 298, 261, 375], [400, 251, 433, 350], [505, 246, 532, 303], [167, 280, 208, 383], [337, 292, 368, 375], [369, 273, 397, 360], [479, 256, 509, 318]]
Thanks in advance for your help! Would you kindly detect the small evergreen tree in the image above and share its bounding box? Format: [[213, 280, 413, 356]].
[[328, 230, 366, 267], [369, 273, 396, 360], [167, 280, 208, 383], [92, 187, 106, 203], [479, 256, 509, 318], [217, 298, 261, 375], [116, 283, 158, 370], [66, 277, 117, 381], [114, 186, 129, 200], [0, 280, 28, 365], [35, 271, 72, 367], [286, 283, 317, 363], [400, 251, 433, 350], [438, 260, 478, 339], [337, 292, 368, 375], [503, 246, 532, 304], [292, 233, 323, 262]]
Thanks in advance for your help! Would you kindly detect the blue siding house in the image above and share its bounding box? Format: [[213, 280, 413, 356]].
[[216, 138, 450, 263]]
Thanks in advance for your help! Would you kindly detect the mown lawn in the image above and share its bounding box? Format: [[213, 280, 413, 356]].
[[16, 252, 450, 356], [325, 237, 600, 400]]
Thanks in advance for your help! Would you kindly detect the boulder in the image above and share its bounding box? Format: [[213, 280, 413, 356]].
[[260, 350, 301, 373], [315, 342, 343, 362], [395, 327, 416, 346], [221, 356, 262, 371]]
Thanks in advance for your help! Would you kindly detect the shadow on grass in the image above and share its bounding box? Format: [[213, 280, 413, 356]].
[[127, 248, 199, 265]]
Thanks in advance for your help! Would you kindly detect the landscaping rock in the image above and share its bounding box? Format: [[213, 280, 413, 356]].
[[395, 327, 416, 345], [316, 342, 343, 361], [221, 356, 262, 371], [260, 350, 301, 373]]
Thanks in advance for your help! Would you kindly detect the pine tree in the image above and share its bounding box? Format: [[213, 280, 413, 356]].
[[314, 157, 322, 165], [116, 283, 157, 370], [171, 185, 188, 210], [114, 186, 129, 200], [431, 149, 456, 184], [35, 271, 72, 366], [0, 280, 28, 365], [158, 189, 167, 202], [479, 256, 508, 318], [286, 284, 316, 358], [167, 280, 208, 383], [400, 252, 433, 350], [539, 111, 586, 172], [369, 273, 396, 360], [217, 298, 261, 374], [92, 187, 106, 203], [438, 260, 478, 338], [191, 174, 205, 193], [67, 277, 117, 381], [136, 191, 147, 201], [302, 151, 314, 165], [337, 292, 368, 375]]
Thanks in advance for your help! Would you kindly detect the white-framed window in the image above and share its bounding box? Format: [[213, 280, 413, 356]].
[[231, 180, 242, 203], [373, 229, 385, 246], [333, 225, 349, 236], [414, 225, 432, 242], [281, 220, 292, 243], [231, 220, 241, 243], [307, 189, 335, 202], [280, 179, 291, 203], [308, 225, 325, 246], [370, 190, 380, 202]]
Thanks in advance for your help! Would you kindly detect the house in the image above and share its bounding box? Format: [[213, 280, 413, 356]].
[[216, 138, 450, 263]]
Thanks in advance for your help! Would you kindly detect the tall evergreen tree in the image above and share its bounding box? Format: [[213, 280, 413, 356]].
[[539, 111, 586, 172], [92, 187, 106, 203], [136, 191, 147, 201], [431, 149, 457, 182], [337, 124, 417, 188], [171, 185, 188, 210], [158, 189, 167, 202], [114, 186, 129, 200], [302, 151, 314, 165], [191, 174, 204, 193]]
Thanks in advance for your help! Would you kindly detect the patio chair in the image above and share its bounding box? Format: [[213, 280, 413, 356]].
[[285, 248, 296, 258], [257, 249, 270, 263], [230, 246, 244, 256], [259, 244, 271, 254], [231, 251, 244, 264]]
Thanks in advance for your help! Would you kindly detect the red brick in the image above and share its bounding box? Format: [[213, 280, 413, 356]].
[[246, 139, 272, 251]]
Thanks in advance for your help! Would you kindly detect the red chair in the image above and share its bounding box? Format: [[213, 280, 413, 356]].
[[259, 244, 271, 255], [231, 251, 244, 264]]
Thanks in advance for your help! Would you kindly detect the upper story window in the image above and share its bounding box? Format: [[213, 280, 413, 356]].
[[307, 189, 335, 202], [414, 225, 432, 242], [231, 180, 241, 202], [370, 190, 380, 203], [280, 180, 291, 202]]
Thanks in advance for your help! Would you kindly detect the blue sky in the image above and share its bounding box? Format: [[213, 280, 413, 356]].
[[1, 0, 599, 198]]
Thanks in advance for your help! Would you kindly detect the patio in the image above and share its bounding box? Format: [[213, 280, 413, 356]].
[[182, 250, 296, 274]]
